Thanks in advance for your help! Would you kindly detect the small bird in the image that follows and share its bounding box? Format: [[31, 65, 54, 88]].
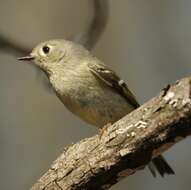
[[18, 39, 174, 177]]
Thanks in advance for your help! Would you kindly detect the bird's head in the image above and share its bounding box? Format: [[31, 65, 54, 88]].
[[18, 39, 90, 75]]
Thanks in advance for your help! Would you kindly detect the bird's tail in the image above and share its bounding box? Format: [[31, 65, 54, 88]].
[[148, 155, 175, 177]]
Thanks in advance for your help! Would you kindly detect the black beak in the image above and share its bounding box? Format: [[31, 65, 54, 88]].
[[17, 55, 34, 61]]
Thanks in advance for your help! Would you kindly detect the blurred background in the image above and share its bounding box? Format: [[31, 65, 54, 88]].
[[0, 0, 191, 189]]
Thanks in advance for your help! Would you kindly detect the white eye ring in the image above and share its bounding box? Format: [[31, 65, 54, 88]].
[[39, 45, 52, 57]]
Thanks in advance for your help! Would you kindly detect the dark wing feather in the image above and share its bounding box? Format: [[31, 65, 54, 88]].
[[88, 62, 140, 109]]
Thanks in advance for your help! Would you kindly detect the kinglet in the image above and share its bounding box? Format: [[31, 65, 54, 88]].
[[18, 39, 174, 177]]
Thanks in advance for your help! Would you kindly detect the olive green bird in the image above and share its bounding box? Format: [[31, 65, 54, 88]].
[[18, 39, 174, 177]]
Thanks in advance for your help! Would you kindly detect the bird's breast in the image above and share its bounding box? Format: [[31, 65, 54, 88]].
[[50, 71, 134, 128]]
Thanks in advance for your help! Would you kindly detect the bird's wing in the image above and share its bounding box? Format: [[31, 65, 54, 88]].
[[88, 62, 140, 108]]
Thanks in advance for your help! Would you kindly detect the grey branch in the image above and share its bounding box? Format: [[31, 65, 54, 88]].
[[31, 76, 191, 190], [71, 0, 109, 50], [0, 0, 108, 57], [0, 34, 30, 56]]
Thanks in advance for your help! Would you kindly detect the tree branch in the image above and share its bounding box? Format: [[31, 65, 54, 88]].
[[0, 34, 30, 56], [71, 0, 109, 50], [0, 0, 109, 57], [31, 76, 191, 190]]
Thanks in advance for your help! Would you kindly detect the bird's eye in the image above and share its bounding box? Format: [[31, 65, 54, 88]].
[[42, 46, 50, 54]]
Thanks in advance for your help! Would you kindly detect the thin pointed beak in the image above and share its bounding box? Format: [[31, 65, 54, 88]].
[[17, 55, 35, 61]]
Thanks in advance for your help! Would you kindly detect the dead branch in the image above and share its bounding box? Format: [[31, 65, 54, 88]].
[[31, 76, 191, 190]]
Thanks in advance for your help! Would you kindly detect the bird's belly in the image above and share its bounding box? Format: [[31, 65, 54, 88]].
[[51, 73, 135, 128], [60, 89, 135, 128]]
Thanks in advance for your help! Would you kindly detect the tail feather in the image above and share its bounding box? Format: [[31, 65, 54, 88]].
[[148, 155, 175, 177], [148, 163, 157, 177]]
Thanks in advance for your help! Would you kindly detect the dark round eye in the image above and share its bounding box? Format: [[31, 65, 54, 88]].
[[42, 46, 50, 54]]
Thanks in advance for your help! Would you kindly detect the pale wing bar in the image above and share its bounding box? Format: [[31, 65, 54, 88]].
[[88, 62, 139, 109]]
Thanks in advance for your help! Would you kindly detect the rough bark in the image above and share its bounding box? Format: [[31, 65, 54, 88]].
[[31, 76, 191, 190]]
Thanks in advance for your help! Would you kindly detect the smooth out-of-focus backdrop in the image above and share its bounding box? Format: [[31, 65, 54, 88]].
[[0, 0, 191, 189]]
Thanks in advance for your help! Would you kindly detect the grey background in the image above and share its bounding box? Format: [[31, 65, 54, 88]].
[[0, 0, 191, 189]]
